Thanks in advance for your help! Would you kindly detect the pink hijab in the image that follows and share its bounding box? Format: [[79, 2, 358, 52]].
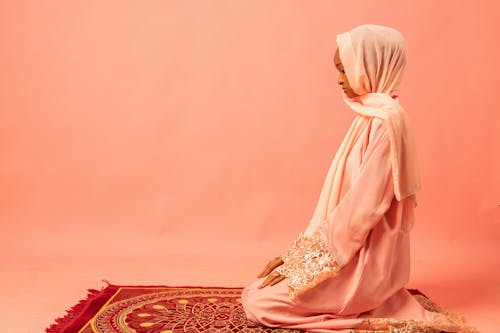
[[305, 24, 420, 236], [338, 24, 421, 203]]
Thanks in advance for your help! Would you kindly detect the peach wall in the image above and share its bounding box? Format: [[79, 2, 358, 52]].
[[1, 1, 498, 266]]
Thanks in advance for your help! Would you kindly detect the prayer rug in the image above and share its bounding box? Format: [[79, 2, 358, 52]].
[[46, 284, 477, 333]]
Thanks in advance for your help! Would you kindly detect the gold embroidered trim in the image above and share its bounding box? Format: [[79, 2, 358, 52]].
[[355, 315, 480, 333], [352, 294, 480, 332], [276, 232, 340, 299]]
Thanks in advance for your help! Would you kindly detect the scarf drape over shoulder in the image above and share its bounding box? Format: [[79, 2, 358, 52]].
[[305, 24, 421, 237]]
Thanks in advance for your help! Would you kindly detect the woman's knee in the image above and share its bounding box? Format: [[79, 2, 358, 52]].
[[241, 283, 262, 324], [241, 279, 291, 326]]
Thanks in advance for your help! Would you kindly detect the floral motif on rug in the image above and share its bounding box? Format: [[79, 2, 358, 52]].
[[46, 285, 478, 333], [91, 287, 296, 333]]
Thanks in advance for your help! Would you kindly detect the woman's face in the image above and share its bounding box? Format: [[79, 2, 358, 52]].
[[333, 48, 358, 98]]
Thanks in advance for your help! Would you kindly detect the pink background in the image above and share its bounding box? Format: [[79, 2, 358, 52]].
[[0, 1, 498, 332]]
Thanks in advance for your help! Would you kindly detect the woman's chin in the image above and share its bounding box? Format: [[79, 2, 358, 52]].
[[343, 90, 360, 99]]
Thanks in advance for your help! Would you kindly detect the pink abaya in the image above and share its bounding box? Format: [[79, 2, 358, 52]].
[[242, 117, 437, 331], [241, 24, 476, 333]]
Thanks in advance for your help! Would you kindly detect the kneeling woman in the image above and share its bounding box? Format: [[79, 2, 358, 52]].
[[241, 24, 474, 333]]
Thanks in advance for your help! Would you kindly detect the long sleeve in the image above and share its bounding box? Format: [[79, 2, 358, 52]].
[[277, 122, 395, 299], [318, 124, 394, 268]]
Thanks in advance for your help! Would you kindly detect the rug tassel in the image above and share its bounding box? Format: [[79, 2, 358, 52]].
[[101, 278, 112, 289], [45, 287, 106, 333]]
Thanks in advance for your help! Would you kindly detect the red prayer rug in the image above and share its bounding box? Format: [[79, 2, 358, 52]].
[[46, 284, 477, 333]]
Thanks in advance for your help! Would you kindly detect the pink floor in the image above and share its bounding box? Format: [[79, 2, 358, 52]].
[[1, 239, 498, 333]]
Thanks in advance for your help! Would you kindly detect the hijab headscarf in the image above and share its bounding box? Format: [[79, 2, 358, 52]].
[[305, 24, 421, 236]]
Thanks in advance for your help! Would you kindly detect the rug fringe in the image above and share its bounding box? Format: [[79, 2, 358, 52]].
[[45, 288, 103, 333], [45, 279, 118, 333], [101, 278, 111, 288]]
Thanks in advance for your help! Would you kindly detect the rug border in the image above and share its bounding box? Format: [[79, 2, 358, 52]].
[[44, 283, 247, 333], [45, 283, 426, 333]]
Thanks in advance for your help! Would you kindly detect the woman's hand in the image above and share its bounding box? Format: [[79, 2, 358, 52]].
[[258, 271, 286, 288], [257, 256, 286, 288], [257, 256, 283, 278]]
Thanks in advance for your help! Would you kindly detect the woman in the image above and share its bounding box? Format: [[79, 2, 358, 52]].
[[241, 24, 475, 333]]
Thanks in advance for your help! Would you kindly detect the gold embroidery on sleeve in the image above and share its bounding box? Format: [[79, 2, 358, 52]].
[[276, 232, 340, 299]]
